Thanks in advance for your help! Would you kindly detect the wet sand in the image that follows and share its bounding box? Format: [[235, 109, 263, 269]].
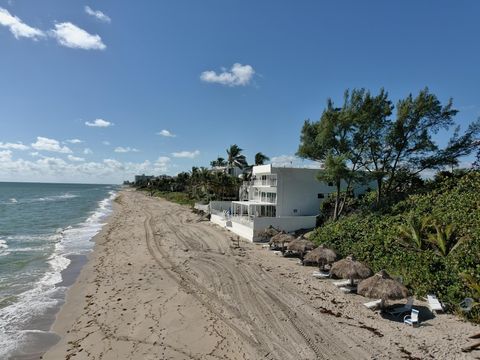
[[42, 189, 479, 359]]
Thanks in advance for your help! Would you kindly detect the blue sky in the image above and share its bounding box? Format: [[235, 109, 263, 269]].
[[0, 0, 479, 183]]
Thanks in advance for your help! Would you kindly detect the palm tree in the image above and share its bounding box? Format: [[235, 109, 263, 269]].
[[210, 157, 227, 168], [226, 144, 248, 175], [254, 152, 270, 166]]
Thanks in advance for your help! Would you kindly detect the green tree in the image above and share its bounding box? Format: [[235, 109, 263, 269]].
[[210, 157, 227, 167], [226, 144, 248, 174], [254, 152, 270, 166], [298, 89, 388, 217], [362, 88, 479, 203], [317, 153, 350, 220]]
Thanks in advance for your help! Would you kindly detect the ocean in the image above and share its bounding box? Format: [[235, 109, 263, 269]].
[[0, 182, 117, 358]]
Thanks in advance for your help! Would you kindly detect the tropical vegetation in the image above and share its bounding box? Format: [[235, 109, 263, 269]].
[[134, 145, 269, 204]]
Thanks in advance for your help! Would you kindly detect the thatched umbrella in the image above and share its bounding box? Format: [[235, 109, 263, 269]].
[[358, 270, 409, 308], [303, 245, 338, 270], [330, 255, 372, 286], [286, 238, 316, 259], [260, 225, 280, 241], [269, 232, 294, 252]]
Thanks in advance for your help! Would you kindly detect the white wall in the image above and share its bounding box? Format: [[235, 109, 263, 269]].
[[252, 166, 376, 217], [210, 214, 254, 241], [275, 167, 333, 216]]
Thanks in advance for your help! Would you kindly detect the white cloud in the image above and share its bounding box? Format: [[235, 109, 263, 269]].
[[31, 137, 72, 154], [102, 141, 110, 145], [50, 22, 106, 50], [155, 156, 170, 166], [85, 119, 112, 127], [200, 63, 255, 87], [84, 6, 111, 23], [0, 142, 29, 150], [0, 152, 176, 184], [157, 129, 176, 137], [172, 150, 200, 159], [0, 150, 12, 161], [83, 148, 93, 155], [270, 155, 323, 169], [103, 158, 124, 170], [66, 139, 83, 144], [68, 155, 85, 162], [114, 146, 139, 153], [0, 7, 45, 40]]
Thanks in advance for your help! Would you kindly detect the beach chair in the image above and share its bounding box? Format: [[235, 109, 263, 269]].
[[312, 271, 330, 279], [364, 299, 382, 310], [426, 294, 444, 313], [333, 279, 351, 287], [386, 297, 413, 317], [404, 308, 419, 327], [459, 297, 474, 312]]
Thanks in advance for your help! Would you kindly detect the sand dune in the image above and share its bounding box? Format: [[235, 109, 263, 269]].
[[43, 189, 479, 359]]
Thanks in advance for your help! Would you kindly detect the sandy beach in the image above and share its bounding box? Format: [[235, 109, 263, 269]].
[[42, 189, 479, 360]]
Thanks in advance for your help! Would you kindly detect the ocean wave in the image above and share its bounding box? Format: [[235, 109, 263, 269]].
[[0, 193, 79, 205], [31, 193, 79, 203], [0, 240, 8, 257], [0, 190, 116, 357]]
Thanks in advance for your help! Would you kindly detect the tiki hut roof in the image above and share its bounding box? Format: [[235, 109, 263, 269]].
[[286, 238, 316, 253], [260, 225, 281, 239], [269, 232, 295, 245], [303, 245, 338, 264], [330, 255, 372, 281], [357, 270, 409, 301]]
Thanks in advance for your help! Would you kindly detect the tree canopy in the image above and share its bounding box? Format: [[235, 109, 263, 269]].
[[298, 88, 480, 210]]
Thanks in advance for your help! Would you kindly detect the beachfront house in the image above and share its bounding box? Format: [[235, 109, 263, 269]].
[[209, 164, 373, 241]]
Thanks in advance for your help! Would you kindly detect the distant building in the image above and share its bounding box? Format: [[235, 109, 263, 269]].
[[134, 174, 154, 185], [209, 164, 374, 241]]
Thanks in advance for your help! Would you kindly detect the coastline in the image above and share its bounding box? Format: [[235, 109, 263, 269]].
[[6, 190, 118, 360], [41, 190, 479, 359], [9, 255, 87, 360]]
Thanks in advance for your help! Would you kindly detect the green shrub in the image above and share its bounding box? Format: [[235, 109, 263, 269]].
[[311, 171, 480, 322]]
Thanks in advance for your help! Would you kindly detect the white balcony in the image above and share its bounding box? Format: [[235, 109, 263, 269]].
[[251, 178, 277, 187], [249, 196, 276, 204]]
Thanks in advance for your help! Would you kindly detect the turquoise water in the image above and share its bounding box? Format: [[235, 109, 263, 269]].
[[0, 182, 117, 357]]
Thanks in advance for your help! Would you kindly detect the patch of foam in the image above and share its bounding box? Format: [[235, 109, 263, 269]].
[[0, 240, 8, 257], [29, 193, 79, 203]]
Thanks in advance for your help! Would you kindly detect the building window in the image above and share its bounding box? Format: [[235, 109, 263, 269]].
[[293, 209, 297, 214], [328, 181, 334, 187], [317, 193, 324, 199]]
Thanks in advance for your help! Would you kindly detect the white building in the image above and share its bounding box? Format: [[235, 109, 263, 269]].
[[210, 164, 373, 241]]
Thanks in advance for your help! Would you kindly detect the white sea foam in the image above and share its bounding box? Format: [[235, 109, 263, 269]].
[[0, 240, 8, 257], [32, 193, 79, 203], [0, 190, 117, 358]]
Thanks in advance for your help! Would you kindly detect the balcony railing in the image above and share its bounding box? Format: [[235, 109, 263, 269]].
[[231, 216, 254, 228], [251, 179, 277, 187], [249, 196, 276, 204]]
